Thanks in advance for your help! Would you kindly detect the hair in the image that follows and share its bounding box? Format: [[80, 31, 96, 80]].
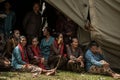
[[33, 2, 40, 7], [31, 36, 39, 43], [13, 29, 20, 33], [19, 36, 26, 43], [44, 27, 52, 35], [88, 41, 99, 48], [54, 33, 63, 39], [70, 37, 78, 43]]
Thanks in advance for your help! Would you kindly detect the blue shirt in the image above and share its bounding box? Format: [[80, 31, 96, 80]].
[[85, 49, 104, 71], [40, 36, 54, 60], [11, 46, 26, 69]]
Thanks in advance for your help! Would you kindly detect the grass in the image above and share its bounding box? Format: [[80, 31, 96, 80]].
[[0, 70, 116, 80]]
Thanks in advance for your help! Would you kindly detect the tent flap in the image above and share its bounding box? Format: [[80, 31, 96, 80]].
[[90, 0, 120, 69], [46, 0, 120, 69]]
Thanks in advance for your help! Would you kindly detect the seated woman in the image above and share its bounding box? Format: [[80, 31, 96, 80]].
[[27, 37, 45, 69], [66, 37, 84, 72], [40, 27, 54, 69], [4, 29, 20, 60], [85, 41, 120, 79], [48, 33, 67, 69], [11, 36, 55, 77]]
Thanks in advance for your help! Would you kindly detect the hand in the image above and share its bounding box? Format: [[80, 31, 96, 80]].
[[103, 63, 109, 68], [34, 56, 39, 59], [58, 55, 62, 58], [66, 32, 72, 36], [70, 55, 77, 61], [80, 62, 84, 67], [97, 47, 103, 54], [58, 38, 63, 45], [76, 58, 81, 62], [41, 58, 45, 64], [101, 61, 109, 68]]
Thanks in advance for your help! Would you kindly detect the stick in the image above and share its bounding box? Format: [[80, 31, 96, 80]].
[[54, 55, 62, 70]]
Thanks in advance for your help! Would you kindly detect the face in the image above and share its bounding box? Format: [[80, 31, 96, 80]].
[[14, 30, 20, 39], [43, 28, 49, 36], [33, 3, 40, 12], [71, 38, 78, 48], [58, 33, 63, 40], [20, 37, 27, 47], [58, 34, 63, 39], [5, 2, 11, 10], [32, 38, 39, 46], [90, 46, 98, 53]]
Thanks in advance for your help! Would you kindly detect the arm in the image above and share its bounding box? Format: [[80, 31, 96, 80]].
[[86, 50, 103, 67], [66, 45, 76, 60], [97, 47, 105, 60], [13, 48, 26, 65], [51, 42, 60, 55]]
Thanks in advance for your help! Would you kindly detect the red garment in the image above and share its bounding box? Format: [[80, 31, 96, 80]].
[[54, 40, 64, 55], [31, 45, 45, 69], [31, 46, 40, 57], [18, 44, 29, 63]]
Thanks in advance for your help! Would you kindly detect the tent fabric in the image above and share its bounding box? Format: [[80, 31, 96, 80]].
[[46, 0, 91, 44], [90, 0, 120, 69], [46, 0, 89, 29], [46, 0, 120, 69]]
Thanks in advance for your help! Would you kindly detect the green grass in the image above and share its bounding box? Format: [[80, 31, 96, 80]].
[[0, 71, 116, 80]]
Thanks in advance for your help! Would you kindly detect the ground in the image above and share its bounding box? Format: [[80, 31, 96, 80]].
[[0, 70, 116, 80]]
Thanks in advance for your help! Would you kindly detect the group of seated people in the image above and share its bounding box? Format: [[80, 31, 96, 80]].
[[0, 26, 120, 79]]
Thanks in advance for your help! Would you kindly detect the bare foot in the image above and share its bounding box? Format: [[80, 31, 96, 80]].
[[45, 70, 56, 76], [113, 73, 120, 79]]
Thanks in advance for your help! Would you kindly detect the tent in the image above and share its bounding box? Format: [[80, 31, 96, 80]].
[[46, 0, 120, 69]]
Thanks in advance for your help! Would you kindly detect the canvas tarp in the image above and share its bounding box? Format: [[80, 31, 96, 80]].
[[46, 0, 91, 44], [46, 0, 120, 69], [89, 0, 120, 69]]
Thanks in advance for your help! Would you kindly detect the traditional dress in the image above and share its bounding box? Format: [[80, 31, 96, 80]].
[[40, 36, 54, 69], [40, 36, 54, 60], [11, 44, 29, 69], [67, 45, 84, 72], [48, 40, 67, 69], [85, 49, 113, 74], [11, 44, 55, 77], [27, 45, 45, 69]]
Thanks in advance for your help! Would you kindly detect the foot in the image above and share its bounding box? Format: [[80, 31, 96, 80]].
[[45, 70, 56, 76], [32, 73, 38, 78], [113, 73, 120, 79]]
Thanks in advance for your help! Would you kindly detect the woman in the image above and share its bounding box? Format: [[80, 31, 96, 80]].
[[11, 36, 55, 77], [67, 37, 84, 72], [4, 1, 16, 37], [4, 29, 20, 60], [40, 27, 54, 69], [48, 33, 67, 69], [27, 37, 45, 69], [85, 41, 120, 79]]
